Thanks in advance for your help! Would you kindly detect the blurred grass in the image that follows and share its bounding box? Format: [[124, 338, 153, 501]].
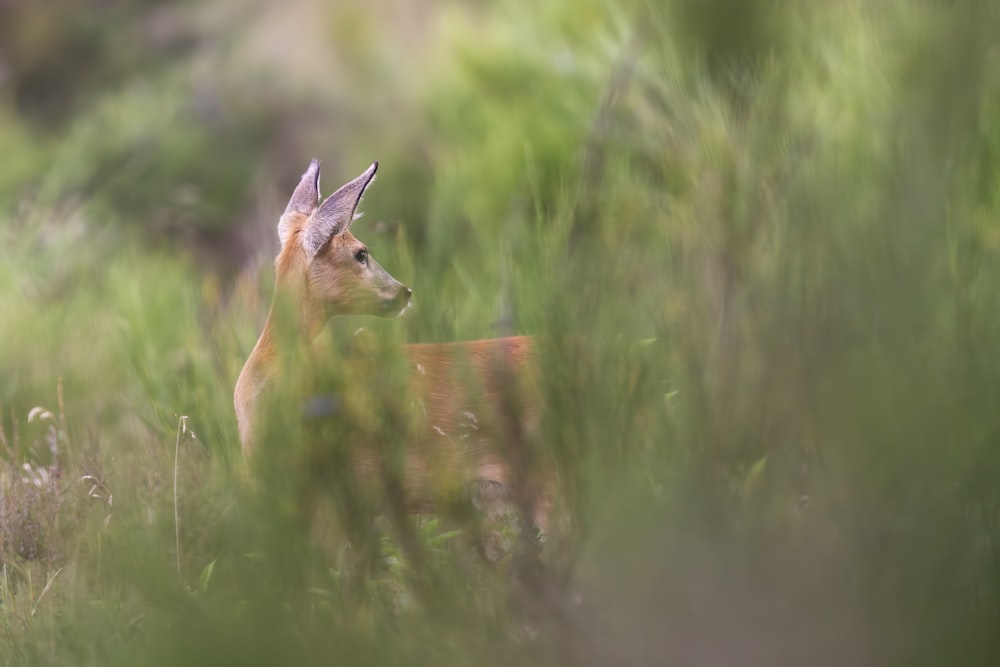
[[1, 0, 1000, 664]]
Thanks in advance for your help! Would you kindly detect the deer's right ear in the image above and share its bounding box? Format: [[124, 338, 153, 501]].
[[278, 159, 321, 248], [303, 161, 377, 258]]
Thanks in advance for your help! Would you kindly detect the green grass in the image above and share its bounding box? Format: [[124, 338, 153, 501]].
[[1, 0, 1000, 664]]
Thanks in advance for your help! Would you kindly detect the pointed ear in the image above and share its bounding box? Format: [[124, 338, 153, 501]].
[[303, 161, 378, 258], [278, 159, 321, 248]]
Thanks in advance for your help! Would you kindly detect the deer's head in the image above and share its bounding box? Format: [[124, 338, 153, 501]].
[[275, 159, 411, 333]]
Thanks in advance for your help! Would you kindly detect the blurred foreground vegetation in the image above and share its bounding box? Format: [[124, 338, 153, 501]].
[[2, 0, 1000, 664]]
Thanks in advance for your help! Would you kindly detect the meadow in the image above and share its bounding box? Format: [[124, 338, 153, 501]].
[[1, 0, 1000, 664]]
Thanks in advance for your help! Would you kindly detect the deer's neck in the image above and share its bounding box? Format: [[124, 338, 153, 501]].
[[235, 259, 323, 452]]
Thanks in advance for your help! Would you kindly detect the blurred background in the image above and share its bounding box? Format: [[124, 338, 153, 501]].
[[2, 0, 1000, 664]]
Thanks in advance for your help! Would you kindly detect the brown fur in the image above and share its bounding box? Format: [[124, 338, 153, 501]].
[[234, 160, 548, 528]]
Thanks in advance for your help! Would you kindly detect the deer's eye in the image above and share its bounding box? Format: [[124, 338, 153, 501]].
[[354, 249, 368, 264]]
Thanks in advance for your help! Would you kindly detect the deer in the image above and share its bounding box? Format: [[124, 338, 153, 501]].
[[234, 159, 549, 539]]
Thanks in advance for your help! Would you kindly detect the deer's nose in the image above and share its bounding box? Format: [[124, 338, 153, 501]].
[[404, 287, 413, 298]]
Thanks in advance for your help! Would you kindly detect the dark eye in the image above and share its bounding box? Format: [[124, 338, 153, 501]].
[[355, 248, 368, 264]]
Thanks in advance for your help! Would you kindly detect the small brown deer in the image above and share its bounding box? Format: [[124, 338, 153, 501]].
[[234, 159, 546, 530]]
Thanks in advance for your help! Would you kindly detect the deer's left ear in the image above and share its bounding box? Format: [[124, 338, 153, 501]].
[[304, 161, 378, 258], [279, 159, 321, 249]]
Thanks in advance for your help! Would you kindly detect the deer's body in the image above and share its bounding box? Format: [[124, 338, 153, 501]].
[[235, 159, 546, 527]]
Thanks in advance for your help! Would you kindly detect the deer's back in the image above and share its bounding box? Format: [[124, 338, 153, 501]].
[[389, 336, 538, 494]]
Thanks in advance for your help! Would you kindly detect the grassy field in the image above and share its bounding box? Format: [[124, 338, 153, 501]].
[[2, 0, 1000, 664]]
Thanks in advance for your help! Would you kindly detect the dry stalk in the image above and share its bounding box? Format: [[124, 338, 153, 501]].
[[174, 415, 188, 577]]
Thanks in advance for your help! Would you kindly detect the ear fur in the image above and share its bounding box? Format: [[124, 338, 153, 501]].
[[278, 159, 321, 248], [303, 161, 378, 258]]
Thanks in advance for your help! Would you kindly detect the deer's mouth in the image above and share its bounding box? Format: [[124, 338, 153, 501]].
[[381, 287, 412, 317]]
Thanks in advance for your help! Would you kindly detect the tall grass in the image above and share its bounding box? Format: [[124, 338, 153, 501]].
[[1, 0, 999, 664]]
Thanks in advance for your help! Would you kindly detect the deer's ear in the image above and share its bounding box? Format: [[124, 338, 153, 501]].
[[303, 161, 378, 258], [279, 159, 321, 248]]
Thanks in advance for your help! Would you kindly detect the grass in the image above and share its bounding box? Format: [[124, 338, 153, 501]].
[[1, 0, 1000, 665]]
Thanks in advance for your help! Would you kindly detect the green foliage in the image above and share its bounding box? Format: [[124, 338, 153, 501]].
[[1, 0, 1000, 664]]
